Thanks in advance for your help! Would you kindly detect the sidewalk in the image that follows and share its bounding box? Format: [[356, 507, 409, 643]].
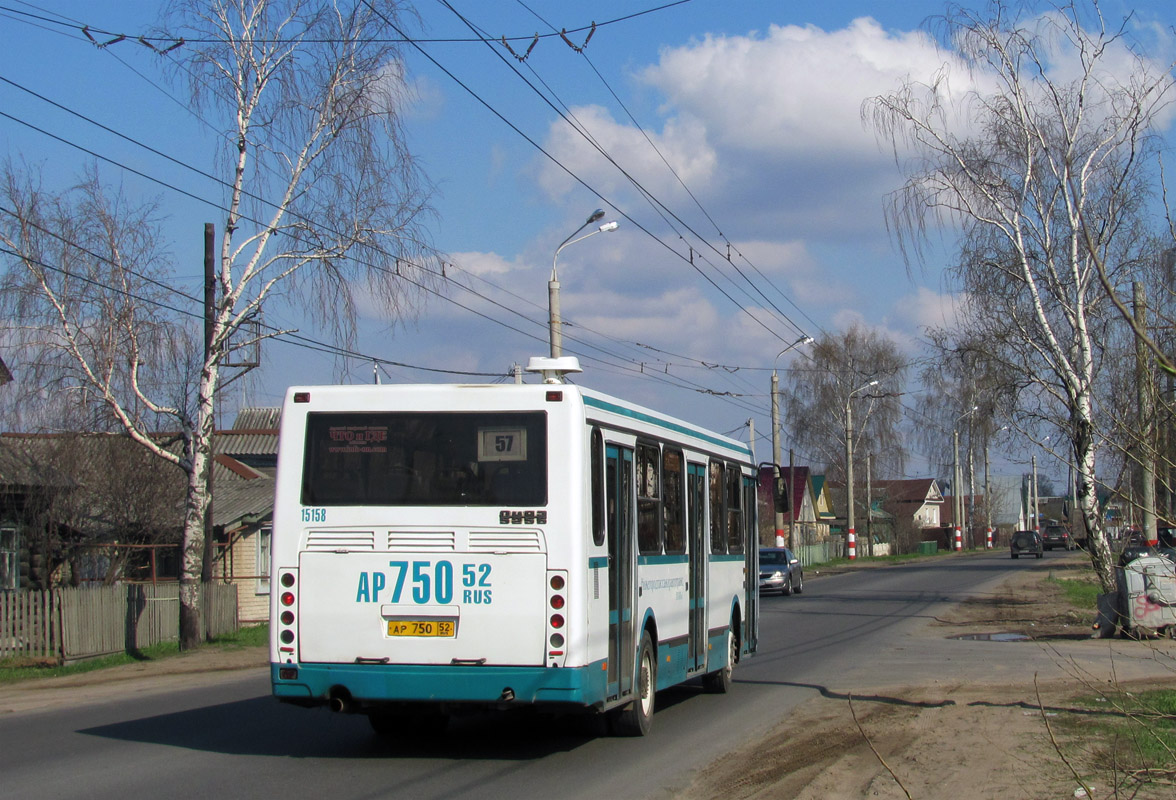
[[0, 645, 268, 716]]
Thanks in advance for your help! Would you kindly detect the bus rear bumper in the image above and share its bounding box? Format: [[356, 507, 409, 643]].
[[271, 661, 607, 709]]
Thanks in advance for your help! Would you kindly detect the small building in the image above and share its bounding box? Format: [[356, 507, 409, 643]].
[[757, 465, 824, 549], [209, 408, 278, 625]]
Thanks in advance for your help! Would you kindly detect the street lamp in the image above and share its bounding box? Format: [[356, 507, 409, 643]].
[[549, 209, 619, 358], [952, 405, 978, 551], [984, 425, 1008, 549], [845, 378, 879, 560], [770, 335, 815, 546]]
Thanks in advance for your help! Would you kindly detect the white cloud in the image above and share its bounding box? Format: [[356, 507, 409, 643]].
[[535, 104, 716, 203], [890, 286, 964, 334], [535, 18, 961, 243], [642, 18, 944, 159]]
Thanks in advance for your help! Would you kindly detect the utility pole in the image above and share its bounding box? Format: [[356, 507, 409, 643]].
[[771, 369, 783, 547], [844, 380, 877, 560], [866, 451, 873, 557], [789, 448, 796, 549], [200, 222, 216, 585], [984, 437, 992, 549], [967, 426, 976, 549], [1032, 455, 1040, 534], [1135, 281, 1157, 546], [953, 429, 962, 551], [771, 336, 812, 548]]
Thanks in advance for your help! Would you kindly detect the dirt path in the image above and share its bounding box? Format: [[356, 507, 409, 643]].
[[681, 553, 1176, 800]]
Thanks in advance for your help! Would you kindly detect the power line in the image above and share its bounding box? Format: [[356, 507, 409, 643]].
[[0, 1, 698, 46], [0, 12, 803, 426]]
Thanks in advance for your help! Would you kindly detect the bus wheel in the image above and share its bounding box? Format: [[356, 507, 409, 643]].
[[702, 626, 735, 694], [611, 631, 656, 736]]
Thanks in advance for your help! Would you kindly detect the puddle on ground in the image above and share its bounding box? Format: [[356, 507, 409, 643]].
[[949, 632, 1031, 642]]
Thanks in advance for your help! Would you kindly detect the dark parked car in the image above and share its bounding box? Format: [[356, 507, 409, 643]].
[[1042, 525, 1076, 551], [759, 547, 804, 595], [1010, 530, 1043, 559]]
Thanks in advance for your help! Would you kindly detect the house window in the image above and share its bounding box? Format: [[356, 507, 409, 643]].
[[0, 527, 17, 591], [256, 525, 272, 594]]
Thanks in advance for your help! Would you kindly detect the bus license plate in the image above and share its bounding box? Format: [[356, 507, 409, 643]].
[[387, 619, 455, 637]]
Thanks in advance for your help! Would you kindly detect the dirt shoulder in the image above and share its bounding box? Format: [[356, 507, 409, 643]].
[[681, 552, 1176, 800], [0, 643, 268, 716]]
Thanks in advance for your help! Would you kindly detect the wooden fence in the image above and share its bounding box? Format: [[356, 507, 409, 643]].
[[0, 583, 238, 663]]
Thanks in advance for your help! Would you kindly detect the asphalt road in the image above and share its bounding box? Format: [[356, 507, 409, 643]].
[[0, 551, 1058, 800]]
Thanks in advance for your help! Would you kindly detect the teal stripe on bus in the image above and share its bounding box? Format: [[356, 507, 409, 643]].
[[637, 554, 689, 566], [709, 554, 746, 563], [588, 556, 608, 569], [583, 395, 754, 457]]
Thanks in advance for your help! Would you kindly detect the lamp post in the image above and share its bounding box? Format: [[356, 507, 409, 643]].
[[952, 405, 978, 552], [845, 378, 879, 560], [549, 209, 619, 358], [771, 335, 814, 547], [985, 425, 1008, 549]]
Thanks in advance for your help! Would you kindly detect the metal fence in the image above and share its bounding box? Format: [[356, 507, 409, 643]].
[[1, 583, 238, 663]]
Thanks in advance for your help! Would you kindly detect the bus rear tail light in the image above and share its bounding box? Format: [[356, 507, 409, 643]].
[[546, 570, 568, 665], [276, 570, 297, 659]]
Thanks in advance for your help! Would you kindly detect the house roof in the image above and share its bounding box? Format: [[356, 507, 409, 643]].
[[231, 406, 280, 430], [2, 405, 279, 535], [873, 478, 942, 505], [213, 476, 274, 530], [0, 434, 75, 488]]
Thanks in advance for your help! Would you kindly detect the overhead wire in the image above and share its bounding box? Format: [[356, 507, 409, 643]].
[[510, 0, 826, 339], [0, 2, 822, 430], [434, 0, 811, 344]]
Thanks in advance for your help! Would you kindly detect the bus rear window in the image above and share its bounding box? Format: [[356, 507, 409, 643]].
[[301, 411, 547, 507]]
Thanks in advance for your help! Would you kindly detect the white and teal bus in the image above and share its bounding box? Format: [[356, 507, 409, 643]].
[[270, 357, 758, 736]]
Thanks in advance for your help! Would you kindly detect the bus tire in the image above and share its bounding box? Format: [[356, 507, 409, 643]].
[[611, 630, 656, 736], [702, 625, 735, 694]]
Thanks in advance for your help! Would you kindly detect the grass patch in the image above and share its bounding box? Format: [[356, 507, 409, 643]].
[[1046, 572, 1101, 611], [211, 623, 268, 649], [0, 640, 182, 684], [814, 550, 947, 569], [0, 624, 267, 684], [1067, 688, 1176, 789]]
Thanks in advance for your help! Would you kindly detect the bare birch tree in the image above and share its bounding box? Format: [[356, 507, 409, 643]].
[[865, 0, 1173, 591], [0, 0, 438, 647]]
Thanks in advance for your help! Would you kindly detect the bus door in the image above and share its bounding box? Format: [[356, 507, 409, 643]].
[[605, 445, 635, 700], [687, 463, 707, 672], [743, 473, 759, 655]]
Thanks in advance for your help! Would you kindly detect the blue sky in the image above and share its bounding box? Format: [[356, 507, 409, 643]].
[[1, 0, 1172, 481]]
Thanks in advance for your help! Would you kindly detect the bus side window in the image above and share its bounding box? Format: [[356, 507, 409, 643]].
[[663, 448, 685, 554], [591, 428, 605, 547], [637, 442, 661, 555], [726, 464, 744, 553], [709, 460, 726, 554]]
